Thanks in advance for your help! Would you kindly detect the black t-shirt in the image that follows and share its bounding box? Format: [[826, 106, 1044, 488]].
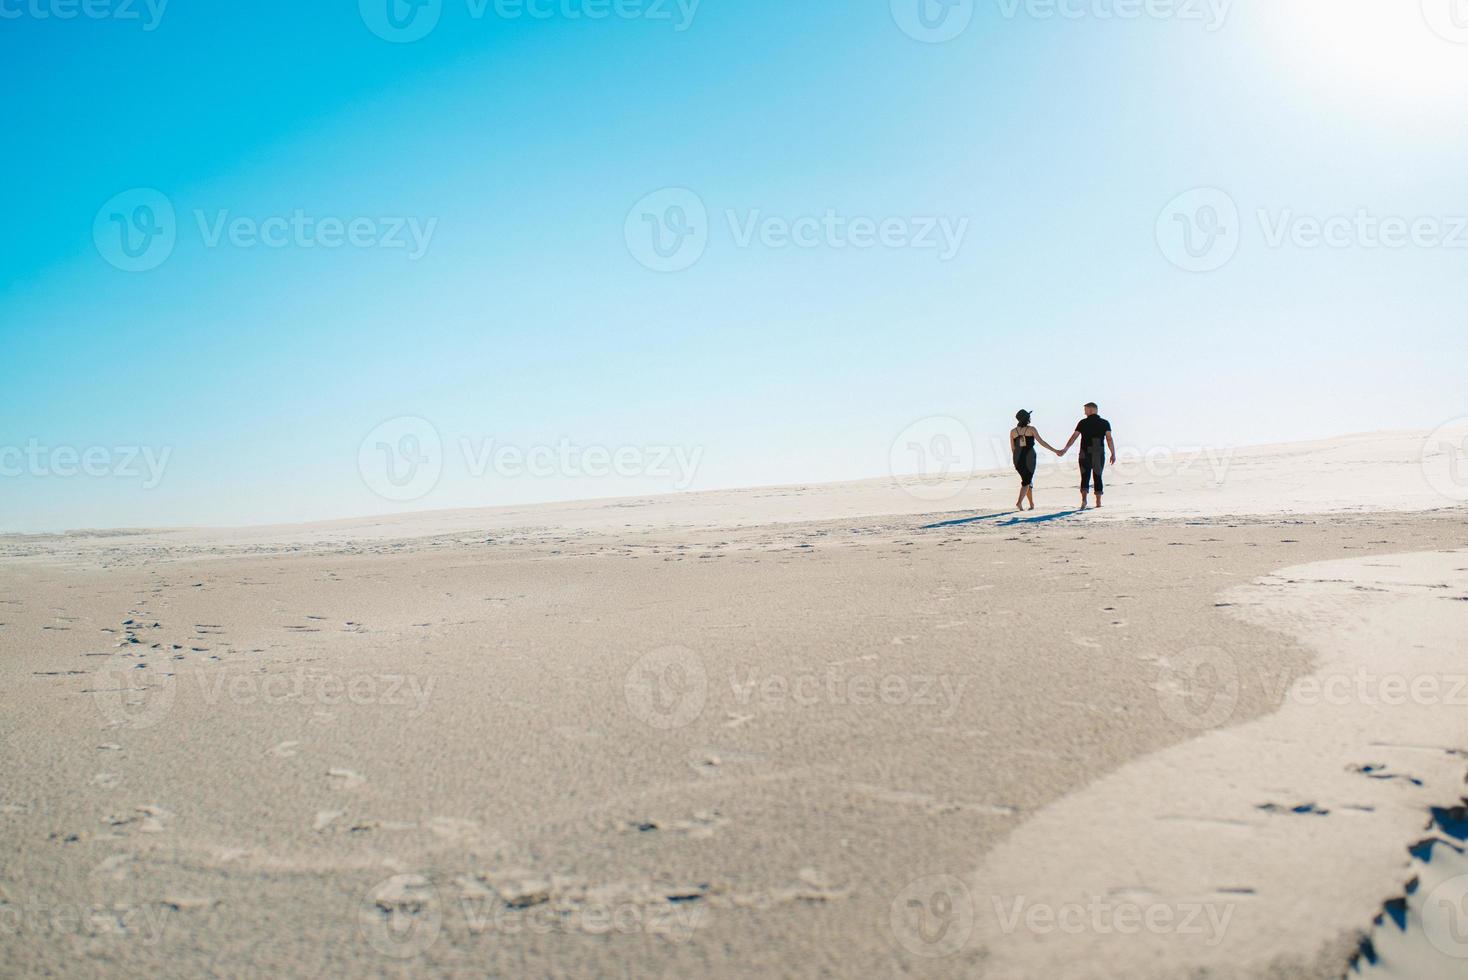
[[1075, 416, 1111, 456]]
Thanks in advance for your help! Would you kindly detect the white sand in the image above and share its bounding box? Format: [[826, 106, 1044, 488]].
[[1, 429, 1465, 977], [968, 549, 1468, 979], [4, 426, 1462, 561]]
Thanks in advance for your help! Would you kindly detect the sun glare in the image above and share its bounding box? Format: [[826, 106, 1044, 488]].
[[1265, 0, 1468, 108]]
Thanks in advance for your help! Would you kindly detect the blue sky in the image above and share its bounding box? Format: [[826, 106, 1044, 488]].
[[2, 0, 1466, 531]]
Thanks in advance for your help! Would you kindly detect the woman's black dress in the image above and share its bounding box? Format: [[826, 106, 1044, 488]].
[[1013, 430, 1037, 488]]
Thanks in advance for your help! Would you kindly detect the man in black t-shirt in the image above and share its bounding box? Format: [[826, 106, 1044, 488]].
[[1059, 402, 1115, 509]]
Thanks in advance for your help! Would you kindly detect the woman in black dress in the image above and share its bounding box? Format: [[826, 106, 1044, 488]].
[[1010, 410, 1061, 511]]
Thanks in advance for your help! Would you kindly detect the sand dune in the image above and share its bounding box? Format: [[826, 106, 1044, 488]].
[[1, 430, 1466, 977]]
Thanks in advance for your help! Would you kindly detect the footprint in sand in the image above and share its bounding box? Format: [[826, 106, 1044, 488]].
[[327, 768, 366, 789], [1350, 763, 1424, 787], [425, 817, 486, 843], [92, 853, 132, 881], [271, 741, 301, 758], [313, 810, 344, 831], [553, 726, 604, 741], [92, 773, 123, 789], [101, 805, 170, 834], [137, 805, 172, 833], [1257, 802, 1330, 816]]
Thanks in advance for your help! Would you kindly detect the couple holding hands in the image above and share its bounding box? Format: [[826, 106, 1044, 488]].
[[1010, 402, 1116, 512]]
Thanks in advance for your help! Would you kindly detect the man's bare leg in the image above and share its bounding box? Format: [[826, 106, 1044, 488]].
[[1094, 493, 1102, 508]]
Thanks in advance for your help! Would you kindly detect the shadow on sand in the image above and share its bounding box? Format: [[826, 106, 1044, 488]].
[[996, 509, 1084, 526], [919, 512, 1014, 530]]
